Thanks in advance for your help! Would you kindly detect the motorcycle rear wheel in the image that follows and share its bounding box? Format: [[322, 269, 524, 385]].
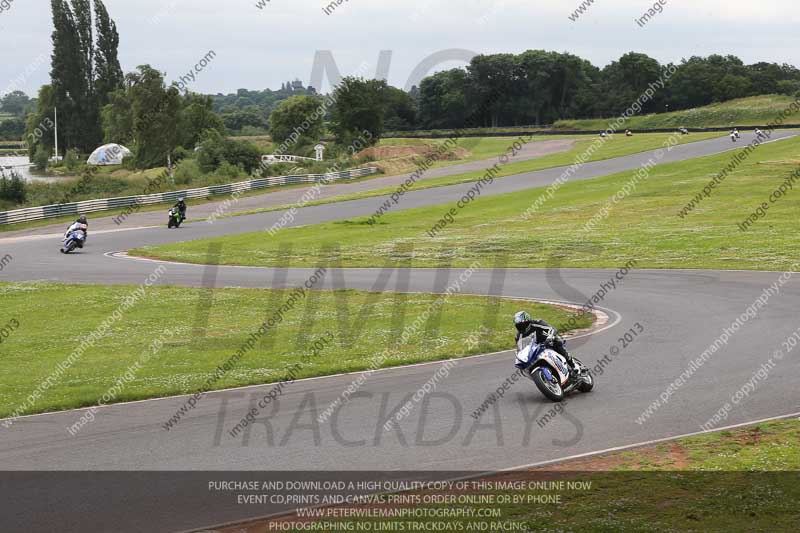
[[573, 358, 594, 393], [531, 367, 564, 402]]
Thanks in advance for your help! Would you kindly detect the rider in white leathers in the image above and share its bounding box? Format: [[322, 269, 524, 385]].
[[64, 215, 88, 242]]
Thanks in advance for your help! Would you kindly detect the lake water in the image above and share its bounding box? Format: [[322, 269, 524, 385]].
[[0, 155, 62, 183]]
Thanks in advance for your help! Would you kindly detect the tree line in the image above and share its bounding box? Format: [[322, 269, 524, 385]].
[[21, 2, 800, 169], [267, 78, 414, 153], [210, 83, 317, 135], [413, 51, 800, 130], [267, 50, 800, 147], [0, 91, 34, 141]]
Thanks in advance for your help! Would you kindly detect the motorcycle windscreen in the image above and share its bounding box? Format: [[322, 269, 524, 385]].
[[515, 334, 541, 367], [516, 333, 536, 352]]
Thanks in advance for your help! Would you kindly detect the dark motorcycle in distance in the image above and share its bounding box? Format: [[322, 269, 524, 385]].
[[61, 229, 86, 254], [167, 207, 184, 228], [515, 332, 594, 402]]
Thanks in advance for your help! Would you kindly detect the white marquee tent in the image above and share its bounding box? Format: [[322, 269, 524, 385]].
[[87, 143, 131, 166]]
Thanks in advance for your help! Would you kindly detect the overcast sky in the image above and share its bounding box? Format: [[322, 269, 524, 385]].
[[2, 0, 799, 97]]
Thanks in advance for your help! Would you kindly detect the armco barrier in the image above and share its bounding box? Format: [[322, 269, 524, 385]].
[[0, 167, 378, 226]]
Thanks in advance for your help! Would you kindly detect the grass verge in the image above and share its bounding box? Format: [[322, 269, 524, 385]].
[[555, 94, 800, 130], [212, 132, 722, 221], [132, 134, 800, 271], [0, 282, 589, 418], [243, 419, 800, 532]]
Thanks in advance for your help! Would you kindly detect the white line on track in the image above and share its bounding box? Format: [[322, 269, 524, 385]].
[[3, 252, 622, 423], [4, 135, 800, 532], [5, 241, 793, 426], [0, 292, 618, 424], [107, 250, 800, 275], [0, 225, 157, 244], [505, 409, 800, 471]]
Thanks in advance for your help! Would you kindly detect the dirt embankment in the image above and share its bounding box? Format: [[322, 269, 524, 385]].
[[355, 144, 470, 175]]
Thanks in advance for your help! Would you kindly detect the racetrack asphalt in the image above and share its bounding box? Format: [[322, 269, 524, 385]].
[[1, 131, 798, 532]]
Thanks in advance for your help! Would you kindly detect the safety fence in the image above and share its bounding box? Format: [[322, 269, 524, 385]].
[[0, 167, 378, 225]]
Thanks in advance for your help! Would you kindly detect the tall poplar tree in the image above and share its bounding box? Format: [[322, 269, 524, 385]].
[[94, 0, 123, 107], [38, 0, 122, 155], [49, 0, 83, 151], [73, 0, 100, 148]]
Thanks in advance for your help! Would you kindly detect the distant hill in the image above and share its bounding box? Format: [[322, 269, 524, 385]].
[[210, 82, 317, 135], [0, 114, 25, 141]]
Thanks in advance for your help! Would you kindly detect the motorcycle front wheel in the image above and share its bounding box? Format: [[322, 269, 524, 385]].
[[531, 367, 564, 402]]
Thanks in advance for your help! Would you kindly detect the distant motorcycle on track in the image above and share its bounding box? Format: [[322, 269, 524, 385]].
[[60, 229, 86, 254], [167, 207, 184, 228], [514, 332, 594, 402]]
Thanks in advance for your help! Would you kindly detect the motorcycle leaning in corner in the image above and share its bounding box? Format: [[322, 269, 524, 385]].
[[167, 207, 184, 228], [514, 327, 594, 402], [61, 228, 87, 254]]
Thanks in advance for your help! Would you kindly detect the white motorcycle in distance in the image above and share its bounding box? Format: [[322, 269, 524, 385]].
[[515, 331, 594, 402], [60, 228, 86, 254]]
